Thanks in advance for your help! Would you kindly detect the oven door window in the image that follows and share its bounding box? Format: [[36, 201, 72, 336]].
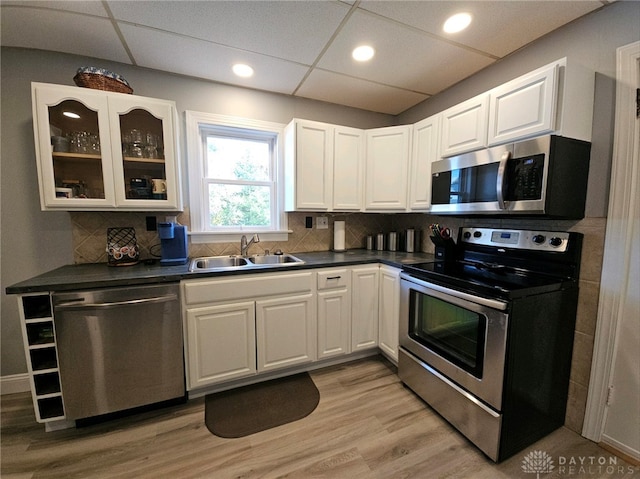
[[409, 290, 486, 378]]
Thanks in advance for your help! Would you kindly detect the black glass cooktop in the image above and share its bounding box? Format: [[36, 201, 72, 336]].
[[402, 260, 576, 300]]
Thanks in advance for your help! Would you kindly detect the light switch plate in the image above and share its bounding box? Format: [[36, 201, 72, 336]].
[[317, 216, 329, 229]]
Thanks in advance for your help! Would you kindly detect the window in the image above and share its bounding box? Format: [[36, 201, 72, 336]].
[[186, 112, 288, 243]]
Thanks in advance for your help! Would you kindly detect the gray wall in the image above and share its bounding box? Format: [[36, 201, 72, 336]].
[[2, 0, 639, 379], [0, 47, 393, 378]]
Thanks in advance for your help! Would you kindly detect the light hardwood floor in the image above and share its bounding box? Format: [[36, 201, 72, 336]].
[[2, 357, 638, 478]]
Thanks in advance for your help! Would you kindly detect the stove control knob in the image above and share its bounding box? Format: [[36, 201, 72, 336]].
[[549, 237, 564, 247], [532, 234, 546, 244], [473, 231, 482, 238], [463, 231, 472, 239]]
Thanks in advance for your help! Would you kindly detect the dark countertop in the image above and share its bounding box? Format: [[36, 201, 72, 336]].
[[5, 250, 435, 294]]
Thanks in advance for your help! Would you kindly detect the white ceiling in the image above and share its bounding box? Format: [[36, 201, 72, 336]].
[[1, 0, 610, 115]]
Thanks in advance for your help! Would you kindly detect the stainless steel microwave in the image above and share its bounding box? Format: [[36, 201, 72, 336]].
[[430, 135, 591, 218]]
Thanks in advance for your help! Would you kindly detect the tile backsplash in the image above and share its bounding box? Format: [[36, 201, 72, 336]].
[[69, 209, 605, 435], [69, 209, 450, 264]]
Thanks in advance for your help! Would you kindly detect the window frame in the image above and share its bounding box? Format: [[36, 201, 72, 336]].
[[185, 111, 289, 243]]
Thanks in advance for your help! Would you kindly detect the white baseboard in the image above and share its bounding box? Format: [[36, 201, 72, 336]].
[[1, 373, 31, 395]]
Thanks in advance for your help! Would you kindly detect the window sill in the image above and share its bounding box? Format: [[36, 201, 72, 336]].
[[189, 230, 292, 244]]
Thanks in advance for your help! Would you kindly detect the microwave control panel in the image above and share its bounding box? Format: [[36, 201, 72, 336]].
[[506, 153, 545, 200]]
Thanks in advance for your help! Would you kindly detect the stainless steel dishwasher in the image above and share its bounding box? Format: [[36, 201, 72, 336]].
[[52, 283, 185, 421]]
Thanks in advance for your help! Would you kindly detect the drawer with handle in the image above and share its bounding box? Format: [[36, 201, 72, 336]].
[[317, 269, 349, 290]]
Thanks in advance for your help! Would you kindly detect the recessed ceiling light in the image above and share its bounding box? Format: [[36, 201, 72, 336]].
[[63, 111, 80, 119], [352, 45, 375, 62], [443, 13, 472, 34], [232, 63, 254, 78]]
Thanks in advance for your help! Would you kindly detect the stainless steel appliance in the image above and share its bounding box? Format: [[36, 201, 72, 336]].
[[399, 227, 582, 462], [53, 283, 185, 421], [430, 135, 590, 218]]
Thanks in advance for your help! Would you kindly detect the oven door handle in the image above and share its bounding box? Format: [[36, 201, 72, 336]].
[[496, 150, 510, 210], [400, 273, 508, 311]]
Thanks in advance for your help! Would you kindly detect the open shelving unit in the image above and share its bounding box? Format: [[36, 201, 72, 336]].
[[19, 294, 65, 422]]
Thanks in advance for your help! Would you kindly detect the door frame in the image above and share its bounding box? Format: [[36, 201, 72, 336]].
[[582, 41, 640, 459]]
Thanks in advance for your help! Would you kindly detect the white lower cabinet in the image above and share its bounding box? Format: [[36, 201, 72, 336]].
[[185, 301, 256, 389], [316, 268, 351, 359], [256, 293, 315, 372], [351, 266, 380, 351], [182, 271, 314, 390], [378, 265, 401, 363], [182, 264, 403, 392]]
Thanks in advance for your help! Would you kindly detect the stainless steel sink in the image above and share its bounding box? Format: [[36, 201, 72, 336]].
[[247, 254, 305, 266], [189, 253, 304, 272], [189, 256, 250, 272]]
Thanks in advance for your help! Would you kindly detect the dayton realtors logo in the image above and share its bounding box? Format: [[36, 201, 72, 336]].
[[522, 450, 555, 478], [522, 450, 637, 477]]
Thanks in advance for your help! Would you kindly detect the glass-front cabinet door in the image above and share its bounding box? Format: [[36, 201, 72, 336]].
[[32, 85, 116, 209], [108, 96, 179, 210], [31, 83, 182, 211]]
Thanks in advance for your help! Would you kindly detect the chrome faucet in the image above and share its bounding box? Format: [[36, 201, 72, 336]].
[[240, 234, 260, 257]]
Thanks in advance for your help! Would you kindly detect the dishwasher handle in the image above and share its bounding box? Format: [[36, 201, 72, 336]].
[[55, 294, 178, 311]]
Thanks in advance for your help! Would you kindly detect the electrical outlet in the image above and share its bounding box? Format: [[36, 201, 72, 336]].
[[305, 216, 313, 228], [146, 216, 157, 231], [316, 216, 329, 229]]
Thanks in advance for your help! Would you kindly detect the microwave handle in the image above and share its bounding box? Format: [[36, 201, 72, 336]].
[[496, 151, 511, 209]]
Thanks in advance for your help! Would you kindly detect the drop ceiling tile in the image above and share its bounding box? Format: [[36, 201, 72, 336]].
[[359, 1, 603, 58], [1, 1, 108, 16], [118, 24, 310, 95], [108, 0, 351, 65], [317, 9, 495, 95], [296, 69, 429, 115], [0, 6, 130, 63]]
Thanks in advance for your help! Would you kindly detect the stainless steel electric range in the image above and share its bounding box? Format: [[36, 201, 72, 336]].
[[398, 227, 582, 462]]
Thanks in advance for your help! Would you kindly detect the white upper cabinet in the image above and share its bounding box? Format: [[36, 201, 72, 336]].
[[31, 82, 182, 211], [107, 95, 181, 210], [436, 58, 592, 159], [364, 125, 411, 210], [284, 119, 333, 210], [409, 115, 440, 210], [487, 63, 559, 146], [284, 119, 363, 211], [333, 126, 364, 210], [440, 93, 489, 158]]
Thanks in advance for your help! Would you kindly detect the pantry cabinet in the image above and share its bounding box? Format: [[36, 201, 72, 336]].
[[31, 82, 182, 211], [364, 125, 411, 210], [284, 119, 364, 211]]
